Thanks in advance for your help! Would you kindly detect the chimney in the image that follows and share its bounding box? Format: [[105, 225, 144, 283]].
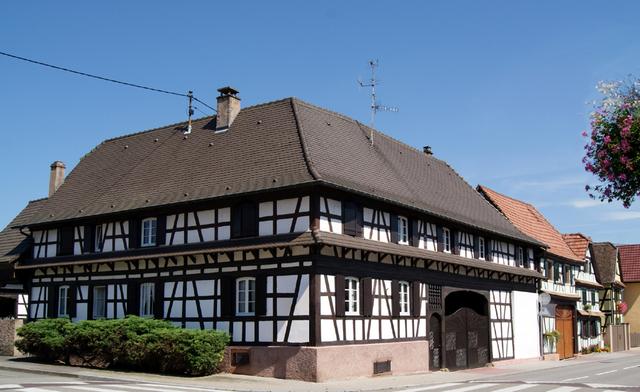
[[423, 146, 433, 155], [49, 161, 66, 196], [215, 86, 241, 132]]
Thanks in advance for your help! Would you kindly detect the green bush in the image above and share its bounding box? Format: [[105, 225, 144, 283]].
[[15, 317, 229, 376], [15, 318, 75, 362]]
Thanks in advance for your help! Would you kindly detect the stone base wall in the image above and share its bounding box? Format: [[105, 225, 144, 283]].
[[221, 341, 429, 382], [0, 319, 23, 356]]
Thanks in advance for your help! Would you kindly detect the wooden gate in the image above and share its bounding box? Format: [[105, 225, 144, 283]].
[[429, 314, 442, 370], [555, 306, 574, 359], [445, 307, 489, 370]]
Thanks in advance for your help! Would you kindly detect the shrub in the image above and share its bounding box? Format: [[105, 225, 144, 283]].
[[15, 318, 74, 362], [15, 317, 229, 376]]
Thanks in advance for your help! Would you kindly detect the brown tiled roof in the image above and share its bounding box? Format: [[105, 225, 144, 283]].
[[23, 98, 539, 245], [478, 186, 582, 262], [0, 199, 47, 264], [592, 242, 623, 286], [618, 244, 640, 283], [562, 233, 591, 260]]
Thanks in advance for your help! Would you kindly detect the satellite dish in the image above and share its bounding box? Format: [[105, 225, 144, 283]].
[[538, 293, 551, 305]]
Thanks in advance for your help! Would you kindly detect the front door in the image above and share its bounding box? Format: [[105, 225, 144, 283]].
[[556, 306, 574, 359], [445, 307, 489, 370]]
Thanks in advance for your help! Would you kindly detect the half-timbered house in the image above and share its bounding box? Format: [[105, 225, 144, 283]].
[[11, 87, 546, 381], [562, 233, 604, 351], [592, 242, 625, 328], [478, 186, 583, 360], [618, 244, 640, 341]]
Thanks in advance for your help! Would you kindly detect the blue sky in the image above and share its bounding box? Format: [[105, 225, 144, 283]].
[[1, 1, 638, 243]]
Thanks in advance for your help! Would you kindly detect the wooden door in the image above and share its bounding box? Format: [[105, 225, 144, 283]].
[[555, 306, 574, 359], [445, 307, 489, 370]]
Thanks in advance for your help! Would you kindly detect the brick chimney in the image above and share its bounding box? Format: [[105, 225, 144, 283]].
[[215, 87, 241, 132], [49, 161, 65, 196]]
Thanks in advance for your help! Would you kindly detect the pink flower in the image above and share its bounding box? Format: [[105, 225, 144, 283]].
[[604, 135, 612, 144], [581, 131, 588, 137], [619, 174, 627, 181]]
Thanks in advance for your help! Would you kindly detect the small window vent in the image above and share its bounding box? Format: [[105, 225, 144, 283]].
[[373, 359, 391, 375], [231, 350, 250, 366]]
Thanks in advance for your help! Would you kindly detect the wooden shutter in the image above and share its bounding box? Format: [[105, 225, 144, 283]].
[[156, 215, 166, 246], [84, 225, 95, 253], [154, 281, 164, 319], [411, 219, 420, 247], [391, 280, 400, 317], [411, 281, 422, 317], [334, 275, 345, 317], [355, 205, 363, 237], [390, 214, 399, 244], [231, 205, 243, 239], [221, 277, 235, 317], [87, 286, 94, 320], [47, 286, 58, 318], [127, 282, 140, 316], [255, 276, 267, 316], [361, 278, 373, 317], [473, 235, 480, 259], [485, 238, 493, 261], [343, 202, 357, 236], [58, 227, 74, 256], [129, 219, 141, 249], [452, 230, 460, 255], [548, 261, 554, 280], [436, 226, 444, 252], [242, 203, 258, 237], [68, 285, 77, 318]]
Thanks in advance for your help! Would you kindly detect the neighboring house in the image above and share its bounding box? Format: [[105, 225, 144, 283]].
[[562, 233, 604, 351], [0, 198, 47, 319], [618, 244, 640, 342], [478, 186, 584, 360], [592, 242, 626, 328], [10, 87, 546, 381]]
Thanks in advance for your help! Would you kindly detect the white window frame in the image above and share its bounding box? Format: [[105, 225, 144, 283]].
[[478, 237, 485, 260], [58, 286, 69, 317], [139, 282, 155, 317], [398, 216, 409, 245], [92, 285, 106, 319], [95, 225, 103, 252], [141, 218, 157, 247], [345, 277, 360, 315], [236, 277, 256, 316], [399, 281, 410, 316], [443, 227, 451, 253]]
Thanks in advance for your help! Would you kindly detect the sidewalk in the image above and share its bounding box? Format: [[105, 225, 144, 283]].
[[1, 351, 637, 392]]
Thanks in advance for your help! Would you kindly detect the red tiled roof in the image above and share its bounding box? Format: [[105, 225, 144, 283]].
[[562, 233, 591, 260], [619, 244, 640, 283], [478, 186, 583, 262]]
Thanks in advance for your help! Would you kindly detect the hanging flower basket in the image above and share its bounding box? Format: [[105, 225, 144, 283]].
[[583, 80, 640, 207]]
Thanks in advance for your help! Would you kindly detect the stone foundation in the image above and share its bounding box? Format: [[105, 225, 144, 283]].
[[0, 319, 23, 356], [221, 341, 429, 382]]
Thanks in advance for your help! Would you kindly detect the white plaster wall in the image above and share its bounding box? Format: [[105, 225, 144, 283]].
[[512, 290, 540, 359]]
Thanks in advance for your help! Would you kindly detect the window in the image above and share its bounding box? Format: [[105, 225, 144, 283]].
[[517, 247, 524, 267], [58, 286, 69, 317], [139, 282, 155, 317], [345, 277, 360, 315], [95, 225, 103, 252], [93, 286, 106, 319], [398, 216, 409, 245], [236, 277, 256, 315], [141, 218, 157, 247], [591, 290, 596, 305], [399, 281, 410, 315], [582, 289, 588, 305], [231, 202, 258, 238], [478, 237, 485, 260], [554, 263, 563, 284], [443, 228, 451, 253]]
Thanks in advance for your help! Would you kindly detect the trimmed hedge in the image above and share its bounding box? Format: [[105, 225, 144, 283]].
[[15, 317, 229, 376]]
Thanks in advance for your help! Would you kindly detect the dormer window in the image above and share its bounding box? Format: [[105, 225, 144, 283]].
[[398, 216, 409, 245], [443, 228, 451, 253], [141, 218, 157, 247]]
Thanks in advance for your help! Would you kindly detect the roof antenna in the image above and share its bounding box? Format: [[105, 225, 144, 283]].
[[358, 59, 398, 145], [185, 90, 194, 134]]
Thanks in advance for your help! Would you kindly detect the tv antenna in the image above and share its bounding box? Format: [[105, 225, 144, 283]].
[[358, 59, 398, 145]]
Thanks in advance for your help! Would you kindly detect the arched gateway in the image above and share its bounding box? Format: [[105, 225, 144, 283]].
[[443, 290, 490, 370]]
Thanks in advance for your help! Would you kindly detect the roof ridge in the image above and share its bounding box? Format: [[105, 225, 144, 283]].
[[290, 98, 321, 181]]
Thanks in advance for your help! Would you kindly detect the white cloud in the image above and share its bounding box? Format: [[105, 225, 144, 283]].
[[570, 199, 602, 208], [511, 177, 585, 191], [605, 211, 640, 221]]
